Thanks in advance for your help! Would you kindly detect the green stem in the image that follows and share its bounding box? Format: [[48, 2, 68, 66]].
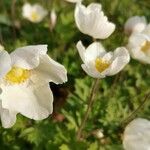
[[121, 91, 150, 127], [77, 79, 99, 140]]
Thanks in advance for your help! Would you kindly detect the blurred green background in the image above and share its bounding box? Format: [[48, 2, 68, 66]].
[[0, 0, 150, 149]]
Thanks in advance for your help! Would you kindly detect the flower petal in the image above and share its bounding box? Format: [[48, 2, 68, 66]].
[[75, 3, 92, 34], [76, 41, 105, 63], [102, 51, 113, 61], [32, 54, 67, 84], [84, 42, 106, 62], [22, 3, 32, 19], [32, 4, 48, 22], [1, 83, 53, 120], [0, 50, 11, 79], [93, 20, 115, 39], [124, 16, 147, 35], [107, 47, 130, 76], [87, 3, 102, 12], [142, 24, 150, 37], [128, 33, 148, 48], [76, 41, 86, 62], [0, 101, 17, 128], [123, 118, 150, 150], [81, 64, 105, 78], [10, 45, 48, 69]]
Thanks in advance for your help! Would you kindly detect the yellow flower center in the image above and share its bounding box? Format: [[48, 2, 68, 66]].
[[95, 58, 110, 73], [141, 41, 150, 53], [31, 11, 39, 21], [5, 67, 30, 84]]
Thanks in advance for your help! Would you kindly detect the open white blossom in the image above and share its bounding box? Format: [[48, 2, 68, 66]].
[[127, 24, 150, 64], [0, 45, 67, 128], [76, 41, 130, 78], [123, 118, 150, 150], [74, 3, 115, 39], [22, 3, 48, 23], [124, 16, 147, 35]]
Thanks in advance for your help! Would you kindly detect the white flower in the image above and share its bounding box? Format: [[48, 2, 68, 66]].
[[127, 25, 150, 64], [124, 16, 147, 35], [0, 45, 67, 128], [74, 3, 115, 39], [65, 0, 82, 3], [22, 3, 48, 23], [76, 41, 130, 78], [0, 44, 4, 51], [123, 118, 150, 150]]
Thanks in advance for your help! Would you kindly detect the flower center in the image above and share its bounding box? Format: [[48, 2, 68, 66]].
[[31, 12, 39, 21], [95, 58, 110, 73], [5, 67, 30, 84], [141, 41, 150, 54]]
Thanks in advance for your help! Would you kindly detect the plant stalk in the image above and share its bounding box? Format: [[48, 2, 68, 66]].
[[121, 91, 150, 127], [77, 78, 99, 140]]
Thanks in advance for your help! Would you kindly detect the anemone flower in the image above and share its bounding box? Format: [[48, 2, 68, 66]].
[[76, 41, 130, 78], [22, 3, 47, 23], [127, 24, 150, 64], [74, 3, 115, 39], [0, 45, 67, 128]]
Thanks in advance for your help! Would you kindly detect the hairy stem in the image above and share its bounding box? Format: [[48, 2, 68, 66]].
[[121, 91, 150, 127], [77, 78, 99, 140]]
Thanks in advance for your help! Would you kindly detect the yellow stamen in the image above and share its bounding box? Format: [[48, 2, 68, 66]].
[[5, 67, 30, 84], [95, 58, 110, 73], [31, 12, 39, 22], [141, 41, 150, 53]]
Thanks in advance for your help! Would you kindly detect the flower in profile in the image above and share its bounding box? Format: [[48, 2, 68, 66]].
[[127, 24, 150, 64], [123, 118, 150, 150], [0, 45, 67, 128], [50, 10, 57, 31], [74, 3, 115, 39], [76, 41, 130, 78], [22, 3, 48, 23], [124, 16, 147, 35]]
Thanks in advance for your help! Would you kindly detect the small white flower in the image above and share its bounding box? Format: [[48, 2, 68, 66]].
[[22, 3, 48, 23], [0, 44, 4, 51], [127, 25, 150, 64], [123, 118, 150, 150], [65, 0, 82, 3], [0, 45, 67, 128], [50, 10, 57, 30], [124, 16, 147, 35], [76, 41, 130, 78], [74, 3, 115, 39]]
